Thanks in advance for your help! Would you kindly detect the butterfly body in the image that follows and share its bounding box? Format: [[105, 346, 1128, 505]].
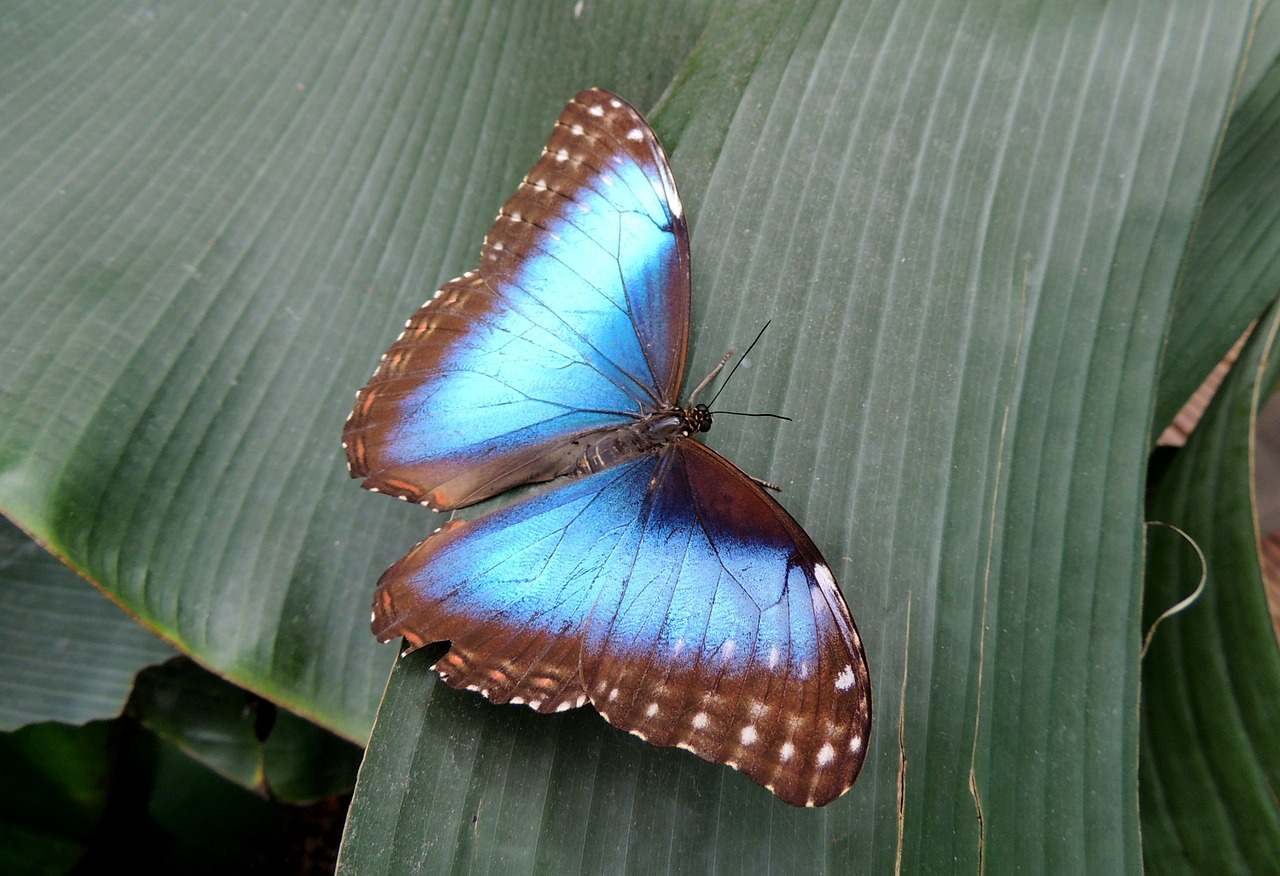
[[570, 401, 711, 477], [344, 89, 870, 807]]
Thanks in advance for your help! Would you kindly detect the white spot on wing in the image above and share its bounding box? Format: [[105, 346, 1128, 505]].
[[815, 563, 838, 592], [667, 183, 683, 219], [626, 127, 643, 142], [836, 665, 857, 691], [740, 726, 758, 745], [850, 735, 862, 753], [817, 742, 835, 766], [570, 123, 584, 136], [555, 148, 569, 162], [780, 742, 795, 762], [645, 702, 659, 718], [692, 712, 709, 729], [588, 104, 604, 117]]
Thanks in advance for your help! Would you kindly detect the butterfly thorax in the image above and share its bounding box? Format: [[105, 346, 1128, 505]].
[[571, 403, 712, 478]]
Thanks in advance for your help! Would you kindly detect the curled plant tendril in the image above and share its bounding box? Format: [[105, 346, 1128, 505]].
[[1141, 520, 1208, 659]]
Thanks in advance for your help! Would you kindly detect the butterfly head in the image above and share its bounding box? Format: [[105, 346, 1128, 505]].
[[684, 402, 713, 436]]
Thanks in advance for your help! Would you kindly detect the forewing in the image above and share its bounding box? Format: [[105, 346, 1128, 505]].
[[344, 89, 690, 509]]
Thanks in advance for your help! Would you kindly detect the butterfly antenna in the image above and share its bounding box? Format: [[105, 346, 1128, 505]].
[[713, 410, 793, 422], [705, 321, 772, 409]]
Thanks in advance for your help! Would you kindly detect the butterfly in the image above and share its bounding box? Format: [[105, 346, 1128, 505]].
[[343, 88, 870, 807]]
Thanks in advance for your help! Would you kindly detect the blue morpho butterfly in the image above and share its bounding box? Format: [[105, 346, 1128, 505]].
[[343, 89, 870, 807]]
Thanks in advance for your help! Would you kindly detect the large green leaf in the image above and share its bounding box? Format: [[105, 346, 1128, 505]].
[[128, 657, 362, 804], [0, 0, 1263, 870], [0, 517, 175, 730], [1141, 307, 1280, 872], [1155, 1, 1280, 433], [339, 1, 1256, 872], [1139, 5, 1280, 869]]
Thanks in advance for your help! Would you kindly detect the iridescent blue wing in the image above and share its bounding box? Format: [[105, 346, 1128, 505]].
[[372, 458, 653, 716], [582, 441, 870, 807], [343, 89, 689, 509], [372, 440, 871, 808]]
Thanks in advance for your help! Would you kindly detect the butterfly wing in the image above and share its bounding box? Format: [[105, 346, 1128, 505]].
[[344, 89, 690, 509], [372, 457, 658, 714], [583, 440, 871, 807], [373, 440, 871, 807]]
